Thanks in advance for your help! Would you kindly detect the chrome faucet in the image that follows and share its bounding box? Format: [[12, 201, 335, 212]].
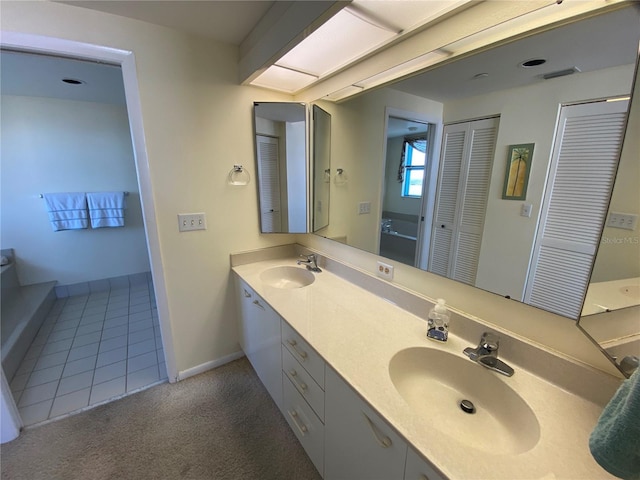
[[297, 254, 322, 272], [463, 332, 514, 377]]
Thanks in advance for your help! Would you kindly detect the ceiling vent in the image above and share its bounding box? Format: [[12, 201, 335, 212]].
[[542, 67, 581, 80]]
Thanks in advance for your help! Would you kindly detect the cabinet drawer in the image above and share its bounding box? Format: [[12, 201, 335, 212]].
[[282, 346, 325, 421], [282, 372, 324, 477], [281, 320, 325, 388]]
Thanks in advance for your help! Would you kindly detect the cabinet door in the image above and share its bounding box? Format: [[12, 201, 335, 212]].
[[324, 367, 407, 480], [404, 447, 446, 480], [235, 276, 283, 409]]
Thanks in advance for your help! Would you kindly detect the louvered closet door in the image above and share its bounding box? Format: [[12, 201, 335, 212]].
[[525, 100, 629, 318], [429, 123, 466, 277], [451, 118, 498, 285], [256, 135, 282, 232], [429, 118, 498, 285]]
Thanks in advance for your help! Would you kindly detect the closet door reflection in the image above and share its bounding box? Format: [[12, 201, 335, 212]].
[[429, 117, 498, 285], [256, 135, 282, 232], [253, 102, 308, 234]]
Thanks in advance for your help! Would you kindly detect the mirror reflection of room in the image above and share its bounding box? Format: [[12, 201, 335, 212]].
[[380, 116, 430, 266], [253, 102, 308, 234], [312, 6, 639, 321]]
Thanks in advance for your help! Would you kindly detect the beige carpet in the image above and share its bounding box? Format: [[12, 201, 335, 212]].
[[1, 357, 322, 480]]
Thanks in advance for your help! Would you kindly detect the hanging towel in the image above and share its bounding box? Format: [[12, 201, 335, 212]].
[[42, 193, 89, 231], [589, 367, 640, 479], [87, 192, 126, 228]]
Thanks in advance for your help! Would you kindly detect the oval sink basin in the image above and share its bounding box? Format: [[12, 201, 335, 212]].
[[389, 347, 540, 455], [260, 266, 315, 289]]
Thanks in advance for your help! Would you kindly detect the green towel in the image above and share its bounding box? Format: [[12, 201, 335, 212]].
[[589, 367, 640, 479]]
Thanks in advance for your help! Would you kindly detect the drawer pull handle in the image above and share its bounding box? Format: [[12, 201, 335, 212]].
[[243, 289, 251, 298], [363, 412, 392, 448], [252, 300, 265, 310], [288, 410, 308, 435], [288, 370, 308, 391], [286, 339, 308, 359]]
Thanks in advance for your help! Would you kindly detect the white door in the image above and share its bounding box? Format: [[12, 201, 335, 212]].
[[256, 135, 282, 232], [429, 117, 498, 285], [525, 99, 629, 318]]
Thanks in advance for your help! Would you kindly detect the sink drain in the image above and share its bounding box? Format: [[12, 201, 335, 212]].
[[460, 399, 476, 414]]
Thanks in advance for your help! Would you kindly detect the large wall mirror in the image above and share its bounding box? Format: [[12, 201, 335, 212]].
[[310, 5, 640, 373], [253, 102, 309, 233]]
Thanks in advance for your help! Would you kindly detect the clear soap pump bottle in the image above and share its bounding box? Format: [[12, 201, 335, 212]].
[[427, 298, 449, 342]]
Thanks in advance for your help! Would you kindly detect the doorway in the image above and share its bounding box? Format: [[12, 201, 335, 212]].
[[381, 108, 442, 268], [0, 32, 174, 435]]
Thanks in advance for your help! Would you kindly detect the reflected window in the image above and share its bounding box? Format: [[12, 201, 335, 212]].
[[401, 139, 427, 197]]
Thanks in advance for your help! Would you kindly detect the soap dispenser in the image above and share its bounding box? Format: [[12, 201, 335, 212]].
[[427, 299, 449, 342]]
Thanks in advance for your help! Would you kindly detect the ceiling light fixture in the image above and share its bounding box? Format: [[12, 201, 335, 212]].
[[250, 0, 470, 94]]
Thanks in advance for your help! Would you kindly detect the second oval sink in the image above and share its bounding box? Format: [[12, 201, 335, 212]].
[[389, 347, 540, 455], [260, 266, 315, 289]]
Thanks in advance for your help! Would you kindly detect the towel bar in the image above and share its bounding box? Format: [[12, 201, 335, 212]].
[[39, 192, 129, 198]]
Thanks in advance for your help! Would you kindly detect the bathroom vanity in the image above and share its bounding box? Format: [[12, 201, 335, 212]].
[[231, 245, 620, 479]]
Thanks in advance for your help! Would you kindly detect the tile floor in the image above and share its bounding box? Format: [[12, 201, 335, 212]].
[[9, 281, 167, 426]]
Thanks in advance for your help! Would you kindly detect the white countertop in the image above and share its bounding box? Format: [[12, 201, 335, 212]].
[[232, 257, 615, 479]]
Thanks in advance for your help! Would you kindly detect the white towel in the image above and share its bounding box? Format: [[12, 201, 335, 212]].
[[87, 192, 126, 228], [42, 193, 89, 231]]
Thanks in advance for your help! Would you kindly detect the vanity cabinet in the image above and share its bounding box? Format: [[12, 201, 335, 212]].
[[404, 447, 445, 480], [281, 319, 326, 476], [235, 277, 283, 409], [234, 274, 445, 480], [324, 367, 408, 480]]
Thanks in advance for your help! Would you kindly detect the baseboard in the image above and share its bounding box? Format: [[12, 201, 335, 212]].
[[176, 350, 245, 381]]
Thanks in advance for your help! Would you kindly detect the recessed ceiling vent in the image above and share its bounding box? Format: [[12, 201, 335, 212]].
[[519, 58, 547, 68], [62, 78, 85, 85], [542, 67, 581, 80]]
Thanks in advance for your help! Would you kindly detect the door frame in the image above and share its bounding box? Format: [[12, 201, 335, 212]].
[[0, 31, 177, 431], [381, 107, 443, 269]]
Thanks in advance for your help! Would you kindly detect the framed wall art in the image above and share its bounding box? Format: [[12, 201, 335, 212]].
[[502, 143, 534, 200]]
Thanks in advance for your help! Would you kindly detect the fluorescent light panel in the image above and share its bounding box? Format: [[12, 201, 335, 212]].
[[276, 8, 396, 78], [250, 0, 469, 94], [251, 65, 317, 94]]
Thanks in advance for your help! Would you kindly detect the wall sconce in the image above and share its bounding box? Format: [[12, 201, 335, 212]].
[[335, 168, 348, 186]]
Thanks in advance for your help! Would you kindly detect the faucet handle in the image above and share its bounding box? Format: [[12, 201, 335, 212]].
[[481, 332, 500, 351]]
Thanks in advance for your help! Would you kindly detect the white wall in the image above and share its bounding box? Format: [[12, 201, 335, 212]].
[[1, 95, 150, 286], [444, 65, 635, 300], [285, 120, 307, 232], [1, 1, 293, 374]]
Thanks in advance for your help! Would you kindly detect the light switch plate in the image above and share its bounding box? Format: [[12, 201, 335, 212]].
[[178, 213, 207, 232], [358, 201, 371, 215], [520, 203, 533, 218]]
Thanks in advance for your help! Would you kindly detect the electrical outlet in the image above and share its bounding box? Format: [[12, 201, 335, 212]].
[[376, 261, 394, 281], [178, 213, 207, 232], [607, 212, 638, 231], [358, 201, 371, 215]]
